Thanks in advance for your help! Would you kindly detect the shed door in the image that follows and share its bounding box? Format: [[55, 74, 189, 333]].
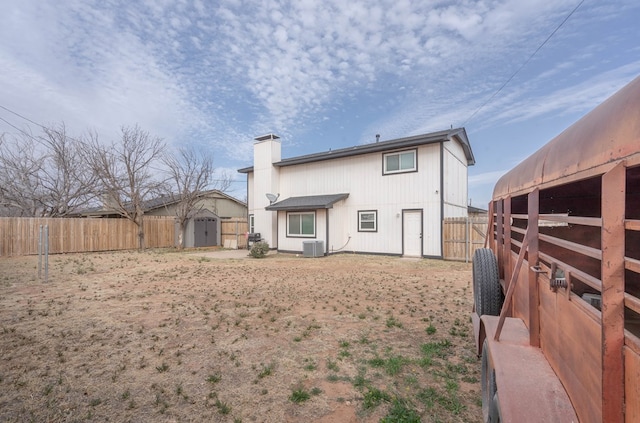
[[403, 210, 423, 257], [194, 217, 217, 247]]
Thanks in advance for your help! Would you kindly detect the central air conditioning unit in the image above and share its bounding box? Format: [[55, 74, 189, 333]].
[[302, 240, 324, 258]]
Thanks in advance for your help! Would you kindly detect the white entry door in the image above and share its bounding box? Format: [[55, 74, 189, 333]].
[[403, 210, 422, 257]]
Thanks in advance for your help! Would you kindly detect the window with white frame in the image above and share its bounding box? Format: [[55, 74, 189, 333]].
[[358, 210, 377, 232], [383, 149, 417, 174], [249, 214, 254, 233], [287, 211, 315, 237]]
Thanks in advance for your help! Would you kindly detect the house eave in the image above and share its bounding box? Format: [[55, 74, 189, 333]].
[[236, 128, 474, 173]]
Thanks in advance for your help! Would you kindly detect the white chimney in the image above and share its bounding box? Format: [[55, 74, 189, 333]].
[[252, 134, 281, 248]]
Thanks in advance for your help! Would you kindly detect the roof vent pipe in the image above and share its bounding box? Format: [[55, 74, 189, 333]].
[[376, 134, 380, 143]]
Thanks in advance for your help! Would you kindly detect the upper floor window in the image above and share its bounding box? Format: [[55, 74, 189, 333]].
[[249, 214, 255, 233], [287, 211, 315, 237], [383, 149, 417, 174]]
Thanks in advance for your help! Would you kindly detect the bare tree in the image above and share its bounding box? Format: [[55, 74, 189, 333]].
[[39, 124, 97, 216], [0, 124, 94, 217], [162, 145, 230, 249], [83, 125, 165, 249], [0, 133, 45, 216]]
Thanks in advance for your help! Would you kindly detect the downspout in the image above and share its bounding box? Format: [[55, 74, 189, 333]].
[[325, 208, 329, 256]]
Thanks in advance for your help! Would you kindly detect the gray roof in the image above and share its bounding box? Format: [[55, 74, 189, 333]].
[[75, 190, 245, 217], [265, 193, 349, 211], [238, 128, 473, 174]]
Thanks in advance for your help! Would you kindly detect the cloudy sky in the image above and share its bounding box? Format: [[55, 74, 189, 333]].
[[1, 0, 639, 206]]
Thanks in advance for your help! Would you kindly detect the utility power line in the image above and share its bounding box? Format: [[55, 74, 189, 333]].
[[463, 0, 585, 126]]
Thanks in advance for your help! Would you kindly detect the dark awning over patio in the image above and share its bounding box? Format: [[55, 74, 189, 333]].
[[265, 193, 349, 211]]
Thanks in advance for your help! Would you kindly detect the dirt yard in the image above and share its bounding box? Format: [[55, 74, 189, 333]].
[[0, 249, 481, 423]]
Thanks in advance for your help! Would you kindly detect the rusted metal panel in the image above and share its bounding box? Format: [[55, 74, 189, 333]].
[[497, 199, 505, 280], [539, 286, 602, 423], [482, 316, 578, 422], [511, 250, 530, 325], [626, 346, 640, 423], [495, 228, 530, 341], [528, 189, 541, 347], [504, 197, 512, 293], [493, 76, 640, 200], [601, 163, 626, 422]]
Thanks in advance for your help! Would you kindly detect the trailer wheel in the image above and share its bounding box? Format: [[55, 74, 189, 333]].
[[473, 248, 503, 316], [490, 392, 501, 422], [481, 339, 498, 423]]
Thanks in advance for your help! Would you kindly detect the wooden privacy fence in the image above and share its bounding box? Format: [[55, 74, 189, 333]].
[[443, 216, 488, 262], [0, 217, 175, 256], [221, 218, 249, 249]]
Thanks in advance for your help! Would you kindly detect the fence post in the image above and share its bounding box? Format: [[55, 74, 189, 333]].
[[44, 225, 49, 282], [465, 217, 470, 263], [38, 225, 43, 278]]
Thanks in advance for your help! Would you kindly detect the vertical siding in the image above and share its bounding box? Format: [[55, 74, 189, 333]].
[[276, 209, 327, 253], [276, 144, 444, 256], [245, 138, 471, 257], [443, 141, 469, 218]]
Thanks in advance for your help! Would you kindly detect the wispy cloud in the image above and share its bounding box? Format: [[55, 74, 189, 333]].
[[0, 0, 638, 168]]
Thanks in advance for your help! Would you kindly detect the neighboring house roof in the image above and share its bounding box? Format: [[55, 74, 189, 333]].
[[140, 190, 246, 210], [265, 193, 349, 211], [238, 128, 473, 173], [468, 205, 487, 214], [75, 190, 246, 217]]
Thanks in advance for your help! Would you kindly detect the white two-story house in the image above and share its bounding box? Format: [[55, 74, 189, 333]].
[[238, 128, 474, 258]]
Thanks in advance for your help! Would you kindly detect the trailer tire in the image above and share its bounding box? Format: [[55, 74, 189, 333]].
[[490, 392, 501, 422], [473, 248, 503, 316], [481, 339, 498, 423]]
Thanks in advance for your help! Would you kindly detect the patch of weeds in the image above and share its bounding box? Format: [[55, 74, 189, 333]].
[[121, 389, 130, 400], [339, 340, 350, 348], [326, 374, 340, 382], [384, 355, 406, 376], [89, 398, 102, 407], [289, 387, 311, 403], [368, 356, 385, 368], [425, 324, 437, 335], [258, 363, 274, 379], [417, 386, 437, 408], [156, 362, 169, 373], [293, 336, 302, 342], [381, 398, 421, 423], [446, 362, 468, 376], [368, 354, 405, 376], [338, 349, 351, 358], [326, 359, 339, 372], [207, 373, 222, 384], [352, 368, 369, 390], [43, 384, 54, 396], [417, 384, 465, 415], [420, 339, 452, 360], [385, 315, 403, 328], [215, 399, 232, 414], [310, 387, 322, 396], [362, 387, 391, 409], [303, 359, 317, 371]]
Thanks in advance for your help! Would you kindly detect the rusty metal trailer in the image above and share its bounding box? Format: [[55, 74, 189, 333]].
[[472, 75, 640, 422]]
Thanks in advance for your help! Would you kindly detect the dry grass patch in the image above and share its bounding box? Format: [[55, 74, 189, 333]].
[[0, 250, 480, 422]]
